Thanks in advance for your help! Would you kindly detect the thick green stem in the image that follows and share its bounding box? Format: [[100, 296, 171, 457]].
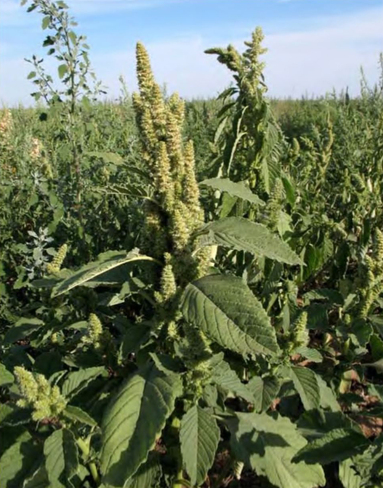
[[76, 437, 100, 485]]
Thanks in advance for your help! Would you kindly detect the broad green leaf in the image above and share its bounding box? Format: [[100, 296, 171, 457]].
[[120, 324, 151, 359], [44, 429, 79, 488], [294, 428, 370, 465], [180, 406, 220, 486], [200, 178, 265, 206], [181, 274, 280, 357], [281, 174, 296, 206], [63, 405, 97, 427], [23, 466, 50, 488], [0, 436, 41, 488], [288, 366, 321, 410], [0, 404, 14, 424], [317, 375, 341, 412], [3, 317, 44, 345], [85, 151, 124, 165], [125, 453, 162, 488], [370, 333, 383, 361], [62, 366, 107, 399], [303, 288, 344, 306], [52, 249, 155, 297], [101, 363, 182, 486], [294, 346, 323, 363], [197, 217, 302, 265], [0, 404, 32, 427], [339, 459, 363, 488], [247, 375, 280, 412], [220, 192, 237, 218], [0, 363, 14, 386], [210, 354, 255, 403], [297, 410, 357, 439], [229, 412, 325, 488]]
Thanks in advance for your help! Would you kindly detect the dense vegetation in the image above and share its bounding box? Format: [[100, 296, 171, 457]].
[[1, 1, 383, 487]]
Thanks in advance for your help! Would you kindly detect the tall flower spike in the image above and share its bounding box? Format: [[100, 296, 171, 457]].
[[155, 253, 177, 303], [182, 140, 201, 220], [136, 42, 155, 97], [168, 93, 185, 127], [142, 205, 167, 258], [171, 202, 191, 252], [166, 108, 183, 175], [14, 367, 38, 403], [374, 229, 383, 274], [155, 142, 175, 211], [88, 313, 103, 346], [265, 178, 284, 231], [46, 243, 68, 274], [14, 367, 66, 421], [151, 83, 167, 131], [292, 312, 309, 348]]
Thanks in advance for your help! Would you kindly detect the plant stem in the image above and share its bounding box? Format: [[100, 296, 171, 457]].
[[76, 437, 100, 485]]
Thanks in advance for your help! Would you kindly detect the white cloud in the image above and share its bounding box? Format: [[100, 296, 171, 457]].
[[66, 0, 189, 15], [0, 0, 27, 27], [92, 36, 231, 101], [1, 4, 382, 105], [93, 5, 383, 100], [264, 5, 383, 97], [0, 0, 190, 28], [0, 58, 32, 107]]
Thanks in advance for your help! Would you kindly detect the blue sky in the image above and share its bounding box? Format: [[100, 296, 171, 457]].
[[1, 0, 382, 106]]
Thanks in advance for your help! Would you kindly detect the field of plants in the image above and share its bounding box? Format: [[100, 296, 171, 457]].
[[1, 1, 383, 488]]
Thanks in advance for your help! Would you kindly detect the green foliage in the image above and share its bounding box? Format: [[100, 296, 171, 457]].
[[182, 274, 280, 356], [229, 412, 326, 488], [100, 364, 182, 486], [2, 3, 383, 488], [180, 405, 220, 486]]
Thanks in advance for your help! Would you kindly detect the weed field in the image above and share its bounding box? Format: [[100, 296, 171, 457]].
[[1, 1, 383, 488]]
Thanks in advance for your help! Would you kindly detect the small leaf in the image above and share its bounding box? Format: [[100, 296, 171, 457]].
[[210, 354, 255, 403], [41, 16, 50, 29], [198, 217, 302, 265], [24, 465, 50, 488], [44, 429, 79, 487], [288, 366, 321, 410], [0, 436, 41, 488], [85, 151, 124, 165], [294, 346, 323, 363], [229, 412, 325, 488], [294, 428, 370, 465], [247, 375, 280, 412], [181, 274, 280, 357], [317, 375, 341, 412], [62, 366, 107, 399], [52, 249, 155, 297], [281, 175, 296, 206], [4, 317, 44, 345], [180, 406, 220, 486], [120, 324, 151, 359], [125, 453, 162, 488], [68, 31, 77, 44], [27, 71, 36, 79], [200, 178, 265, 206], [63, 405, 97, 427], [0, 363, 14, 386], [339, 459, 363, 488], [58, 64, 68, 79]]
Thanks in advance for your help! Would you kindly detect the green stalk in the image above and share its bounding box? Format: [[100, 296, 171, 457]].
[[76, 437, 100, 485]]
